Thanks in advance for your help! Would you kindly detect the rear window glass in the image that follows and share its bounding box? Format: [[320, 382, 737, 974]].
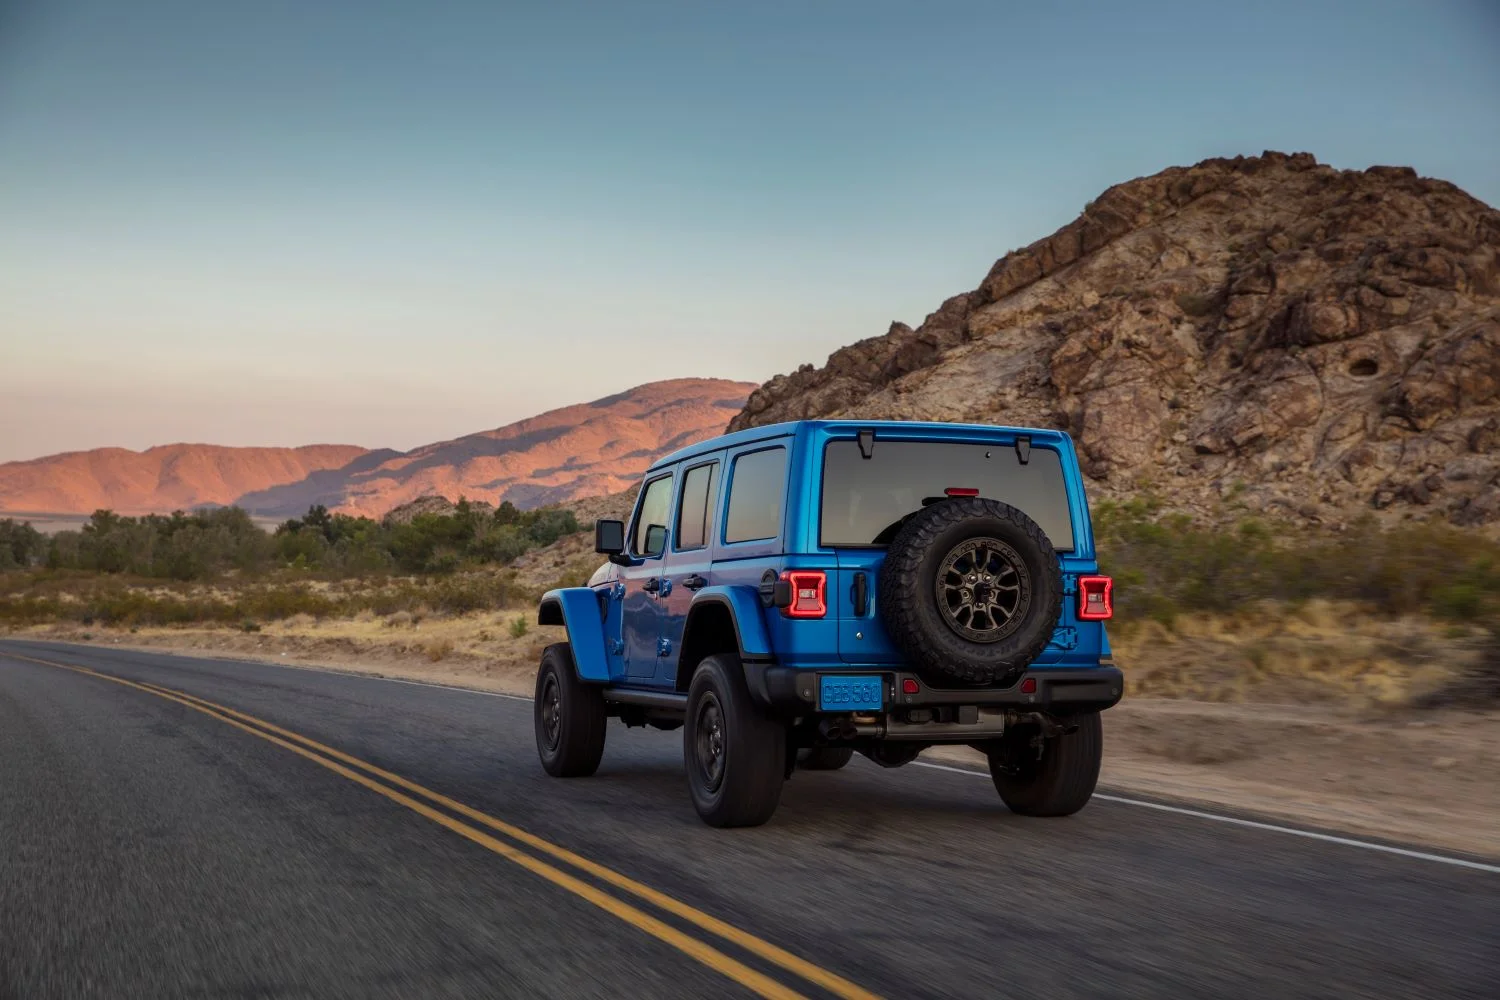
[[724, 447, 787, 544], [819, 440, 1074, 550]]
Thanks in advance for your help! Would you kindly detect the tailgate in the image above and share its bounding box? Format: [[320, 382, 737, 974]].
[[831, 550, 902, 664], [832, 549, 1092, 667]]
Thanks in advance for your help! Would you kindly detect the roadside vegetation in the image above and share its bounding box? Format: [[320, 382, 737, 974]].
[[0, 500, 577, 629], [1092, 498, 1500, 626], [2, 496, 1497, 707]]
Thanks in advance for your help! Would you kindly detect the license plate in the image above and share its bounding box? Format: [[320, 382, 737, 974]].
[[818, 674, 884, 712]]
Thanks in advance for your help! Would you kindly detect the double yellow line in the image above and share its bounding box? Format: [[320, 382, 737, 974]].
[[7, 652, 881, 1000]]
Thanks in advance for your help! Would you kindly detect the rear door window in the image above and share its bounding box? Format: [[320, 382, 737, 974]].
[[675, 462, 719, 551], [819, 440, 1074, 549], [724, 447, 787, 544]]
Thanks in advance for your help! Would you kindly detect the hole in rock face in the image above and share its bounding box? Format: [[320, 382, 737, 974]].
[[1349, 358, 1379, 377]]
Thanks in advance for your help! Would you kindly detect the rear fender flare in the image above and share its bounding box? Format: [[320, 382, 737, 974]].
[[685, 586, 772, 662], [537, 588, 612, 683]]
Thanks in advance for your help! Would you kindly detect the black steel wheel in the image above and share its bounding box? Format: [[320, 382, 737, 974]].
[[684, 653, 786, 827], [692, 692, 727, 792], [534, 643, 607, 777]]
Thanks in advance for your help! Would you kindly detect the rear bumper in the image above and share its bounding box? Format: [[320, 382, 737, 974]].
[[745, 662, 1124, 718]]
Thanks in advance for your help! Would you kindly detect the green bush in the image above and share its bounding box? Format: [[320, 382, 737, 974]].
[[0, 519, 46, 569], [5, 498, 584, 583], [1095, 504, 1500, 624]]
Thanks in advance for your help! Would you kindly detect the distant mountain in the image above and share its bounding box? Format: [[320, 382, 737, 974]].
[[234, 378, 754, 518], [732, 152, 1500, 527], [0, 378, 754, 520], [0, 444, 370, 516]]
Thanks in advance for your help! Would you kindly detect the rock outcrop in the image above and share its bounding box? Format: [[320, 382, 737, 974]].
[[730, 152, 1500, 527]]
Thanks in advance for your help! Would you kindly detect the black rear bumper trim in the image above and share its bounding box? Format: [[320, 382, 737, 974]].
[[745, 664, 1124, 716]]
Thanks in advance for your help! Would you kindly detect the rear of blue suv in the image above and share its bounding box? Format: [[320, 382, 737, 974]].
[[536, 420, 1123, 827]]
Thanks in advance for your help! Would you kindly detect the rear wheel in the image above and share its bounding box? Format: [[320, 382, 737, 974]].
[[797, 746, 854, 771], [534, 643, 607, 777], [684, 654, 786, 827], [986, 712, 1102, 816]]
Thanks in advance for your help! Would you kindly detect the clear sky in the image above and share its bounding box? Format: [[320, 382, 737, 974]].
[[1, 0, 1497, 463]]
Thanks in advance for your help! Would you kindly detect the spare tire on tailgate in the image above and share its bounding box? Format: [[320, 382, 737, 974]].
[[877, 497, 1061, 686]]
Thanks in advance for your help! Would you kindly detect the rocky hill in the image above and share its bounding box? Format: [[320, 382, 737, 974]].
[[731, 152, 1500, 528], [235, 378, 754, 518], [0, 444, 369, 516]]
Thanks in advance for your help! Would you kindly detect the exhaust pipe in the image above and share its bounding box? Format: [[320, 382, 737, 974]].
[[818, 718, 882, 741]]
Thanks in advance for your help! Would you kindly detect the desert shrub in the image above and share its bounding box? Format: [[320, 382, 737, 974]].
[[1096, 504, 1500, 625], [274, 502, 578, 575], [0, 519, 46, 570], [240, 585, 340, 621], [41, 508, 271, 580], [509, 615, 529, 639]]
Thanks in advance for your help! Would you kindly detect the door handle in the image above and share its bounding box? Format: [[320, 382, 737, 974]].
[[853, 572, 869, 616], [682, 574, 708, 591], [642, 578, 660, 594]]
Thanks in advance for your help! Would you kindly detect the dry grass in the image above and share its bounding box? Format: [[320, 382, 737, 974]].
[[1111, 599, 1476, 707]]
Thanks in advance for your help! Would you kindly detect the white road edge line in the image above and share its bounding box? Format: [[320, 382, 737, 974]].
[[911, 760, 1500, 874], [14, 642, 1494, 873]]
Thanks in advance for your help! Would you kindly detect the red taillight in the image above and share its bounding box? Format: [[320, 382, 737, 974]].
[[782, 571, 827, 619], [901, 678, 920, 695], [1019, 677, 1037, 694], [1078, 575, 1113, 621], [944, 487, 980, 497]]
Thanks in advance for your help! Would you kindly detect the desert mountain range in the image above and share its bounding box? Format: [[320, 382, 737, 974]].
[[733, 152, 1500, 528], [0, 379, 753, 519]]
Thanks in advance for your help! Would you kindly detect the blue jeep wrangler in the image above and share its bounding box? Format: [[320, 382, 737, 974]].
[[535, 420, 1122, 827]]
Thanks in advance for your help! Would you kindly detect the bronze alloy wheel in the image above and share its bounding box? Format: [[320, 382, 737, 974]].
[[934, 536, 1031, 643]]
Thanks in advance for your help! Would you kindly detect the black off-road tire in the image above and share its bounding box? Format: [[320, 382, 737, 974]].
[[987, 712, 1102, 817], [878, 497, 1062, 687], [684, 653, 787, 827], [534, 643, 607, 778], [797, 746, 854, 771]]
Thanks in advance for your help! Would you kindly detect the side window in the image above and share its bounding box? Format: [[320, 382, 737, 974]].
[[724, 447, 787, 544], [675, 462, 719, 551], [632, 475, 673, 557]]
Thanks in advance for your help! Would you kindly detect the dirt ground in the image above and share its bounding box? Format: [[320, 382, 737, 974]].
[[16, 620, 1499, 860]]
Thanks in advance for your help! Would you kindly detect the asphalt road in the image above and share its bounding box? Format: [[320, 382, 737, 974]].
[[2, 639, 1496, 999]]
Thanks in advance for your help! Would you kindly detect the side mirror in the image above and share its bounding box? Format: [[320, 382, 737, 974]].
[[643, 523, 668, 558], [595, 519, 625, 555]]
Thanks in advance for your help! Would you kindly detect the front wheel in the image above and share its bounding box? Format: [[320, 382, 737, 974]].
[[534, 643, 607, 777], [986, 712, 1102, 816], [684, 654, 786, 827]]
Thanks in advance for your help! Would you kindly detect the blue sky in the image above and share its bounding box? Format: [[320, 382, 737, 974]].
[[1, 0, 1497, 462]]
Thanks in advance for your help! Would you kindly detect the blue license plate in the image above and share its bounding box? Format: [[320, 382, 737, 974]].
[[818, 674, 884, 712]]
